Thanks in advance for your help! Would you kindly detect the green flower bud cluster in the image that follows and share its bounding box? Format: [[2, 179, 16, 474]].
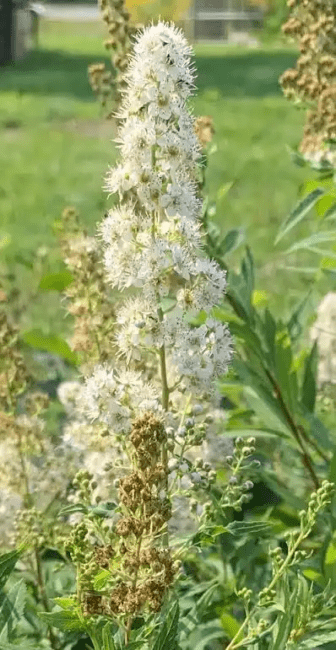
[[14, 506, 61, 549], [299, 480, 334, 536], [222, 437, 257, 512], [73, 469, 96, 505], [236, 587, 253, 602]]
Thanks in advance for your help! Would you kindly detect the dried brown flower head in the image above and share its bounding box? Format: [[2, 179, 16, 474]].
[[194, 115, 215, 148], [54, 207, 118, 372], [66, 413, 178, 623], [88, 0, 139, 116], [280, 0, 336, 158]]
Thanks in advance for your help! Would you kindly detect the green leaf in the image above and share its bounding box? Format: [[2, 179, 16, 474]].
[[321, 201, 336, 221], [303, 412, 332, 453], [315, 193, 336, 218], [297, 629, 336, 648], [241, 246, 254, 296], [39, 609, 84, 632], [93, 569, 111, 591], [0, 580, 26, 644], [193, 622, 225, 650], [285, 231, 336, 254], [324, 533, 336, 589], [103, 623, 116, 650], [222, 427, 291, 440], [53, 597, 78, 610], [22, 329, 78, 365], [91, 502, 118, 518], [152, 599, 179, 650], [288, 147, 307, 168], [217, 181, 234, 201], [242, 385, 290, 436], [226, 521, 271, 536], [191, 524, 228, 548], [38, 271, 73, 292], [272, 581, 298, 650], [58, 503, 88, 517], [302, 568, 325, 588], [0, 641, 36, 650], [275, 188, 325, 245], [263, 308, 277, 367], [0, 550, 21, 592], [218, 229, 245, 257], [220, 612, 243, 641], [287, 290, 312, 340], [301, 341, 317, 412]]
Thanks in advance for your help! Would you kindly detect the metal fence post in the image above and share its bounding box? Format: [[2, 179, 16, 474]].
[[0, 0, 13, 64]]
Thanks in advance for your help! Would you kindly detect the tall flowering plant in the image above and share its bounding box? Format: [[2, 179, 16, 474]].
[[48, 20, 234, 649]]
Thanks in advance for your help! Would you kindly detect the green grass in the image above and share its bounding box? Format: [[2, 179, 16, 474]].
[[0, 20, 322, 336]]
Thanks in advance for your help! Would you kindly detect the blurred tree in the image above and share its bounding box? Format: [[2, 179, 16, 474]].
[[248, 0, 289, 39], [125, 0, 192, 24]]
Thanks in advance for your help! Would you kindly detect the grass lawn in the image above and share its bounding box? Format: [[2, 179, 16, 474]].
[[0, 20, 324, 337]]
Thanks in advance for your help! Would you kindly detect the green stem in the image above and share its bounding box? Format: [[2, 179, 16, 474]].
[[35, 548, 59, 650], [225, 524, 310, 650]]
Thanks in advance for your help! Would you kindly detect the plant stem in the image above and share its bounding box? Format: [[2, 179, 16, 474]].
[[157, 304, 170, 549], [263, 368, 319, 490], [34, 547, 59, 650], [225, 523, 310, 650]]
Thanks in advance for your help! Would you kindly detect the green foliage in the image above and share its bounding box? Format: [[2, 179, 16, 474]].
[[38, 271, 74, 293], [21, 329, 79, 365], [151, 600, 180, 650]]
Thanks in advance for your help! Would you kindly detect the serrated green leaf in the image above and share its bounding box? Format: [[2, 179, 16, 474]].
[[90, 502, 118, 518], [324, 531, 336, 589], [272, 581, 298, 650], [53, 597, 77, 610], [152, 599, 179, 650], [222, 428, 291, 440], [301, 341, 317, 412], [93, 569, 111, 591], [0, 580, 26, 644], [22, 329, 78, 365], [287, 289, 312, 340], [275, 188, 325, 245], [242, 385, 290, 436], [58, 503, 88, 517], [103, 623, 116, 650], [193, 622, 225, 650], [0, 550, 21, 592], [226, 521, 271, 536], [288, 147, 307, 168], [315, 193, 336, 218], [321, 201, 336, 221], [285, 231, 336, 254], [38, 271, 73, 292], [220, 612, 243, 641], [297, 629, 336, 648], [218, 228, 245, 257], [303, 412, 332, 452], [39, 609, 84, 632], [0, 641, 36, 650], [302, 569, 325, 588]]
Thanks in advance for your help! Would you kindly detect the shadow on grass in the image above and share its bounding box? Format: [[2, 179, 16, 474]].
[[0, 48, 298, 101]]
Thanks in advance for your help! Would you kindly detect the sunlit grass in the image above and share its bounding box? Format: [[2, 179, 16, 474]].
[[0, 20, 320, 336]]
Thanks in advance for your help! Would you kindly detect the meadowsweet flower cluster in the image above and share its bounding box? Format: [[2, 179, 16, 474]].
[[280, 0, 336, 161], [60, 22, 232, 628], [98, 21, 232, 406]]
